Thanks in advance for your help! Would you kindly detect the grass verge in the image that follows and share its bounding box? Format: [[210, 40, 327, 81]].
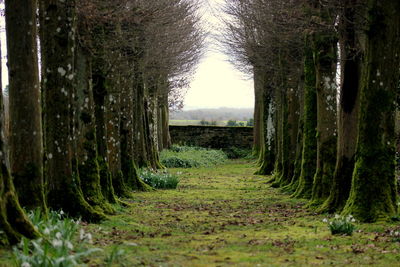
[[160, 145, 227, 168]]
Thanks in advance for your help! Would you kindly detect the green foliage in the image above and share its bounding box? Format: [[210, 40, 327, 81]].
[[224, 147, 252, 159], [139, 169, 180, 189], [13, 209, 100, 267], [323, 214, 356, 236], [200, 120, 217, 126], [104, 246, 126, 267], [246, 118, 254, 126], [160, 146, 227, 168]]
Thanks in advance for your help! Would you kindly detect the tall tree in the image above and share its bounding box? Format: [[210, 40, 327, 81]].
[[40, 0, 104, 221], [0, 16, 40, 244], [5, 0, 46, 210], [292, 42, 317, 199], [343, 0, 400, 221], [319, 0, 362, 213], [309, 1, 338, 207]]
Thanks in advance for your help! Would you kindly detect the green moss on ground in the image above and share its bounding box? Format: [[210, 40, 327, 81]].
[[1, 160, 400, 266], [85, 161, 400, 266]]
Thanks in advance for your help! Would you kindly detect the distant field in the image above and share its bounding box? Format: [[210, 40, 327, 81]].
[[169, 120, 247, 126]]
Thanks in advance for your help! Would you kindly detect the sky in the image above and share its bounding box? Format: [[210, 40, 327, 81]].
[[184, 50, 254, 110], [183, 0, 254, 110]]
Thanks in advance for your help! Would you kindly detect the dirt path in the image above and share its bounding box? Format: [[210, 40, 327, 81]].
[[86, 160, 400, 266]]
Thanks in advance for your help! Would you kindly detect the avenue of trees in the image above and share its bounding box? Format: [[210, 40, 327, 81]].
[[0, 0, 203, 245], [221, 0, 400, 222]]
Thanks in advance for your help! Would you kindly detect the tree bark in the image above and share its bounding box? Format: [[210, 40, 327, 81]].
[[75, 46, 113, 214], [293, 42, 318, 199], [310, 7, 338, 207], [92, 67, 117, 204], [41, 0, 104, 222], [319, 0, 362, 213], [5, 0, 46, 210], [343, 0, 400, 222], [0, 25, 39, 245]]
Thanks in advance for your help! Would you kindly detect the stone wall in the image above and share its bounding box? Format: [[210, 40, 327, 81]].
[[169, 125, 253, 149]]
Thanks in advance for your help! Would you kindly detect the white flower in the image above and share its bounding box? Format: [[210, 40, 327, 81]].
[[394, 231, 399, 237], [52, 239, 63, 248], [86, 233, 93, 243], [55, 232, 62, 239], [43, 228, 50, 235], [65, 241, 74, 250], [334, 214, 340, 219], [322, 218, 328, 223], [79, 229, 85, 240], [59, 210, 64, 215], [21, 262, 31, 267]]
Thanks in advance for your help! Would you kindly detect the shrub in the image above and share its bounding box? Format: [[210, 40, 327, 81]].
[[223, 147, 252, 159], [226, 120, 238, 126], [139, 169, 180, 189], [323, 214, 356, 236], [160, 146, 227, 168], [246, 118, 254, 126]]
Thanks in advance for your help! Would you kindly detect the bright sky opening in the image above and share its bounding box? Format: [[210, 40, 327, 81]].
[[183, 0, 254, 110]]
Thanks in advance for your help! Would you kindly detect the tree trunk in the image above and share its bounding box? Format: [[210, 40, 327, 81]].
[[120, 72, 152, 191], [132, 63, 149, 168], [0, 27, 39, 245], [319, 1, 362, 213], [92, 68, 117, 204], [106, 75, 129, 197], [75, 46, 113, 215], [293, 42, 318, 199], [343, 0, 400, 222], [143, 78, 163, 169], [282, 77, 305, 193], [253, 66, 264, 157], [310, 12, 338, 207], [256, 84, 275, 175], [5, 0, 46, 211], [41, 0, 104, 222]]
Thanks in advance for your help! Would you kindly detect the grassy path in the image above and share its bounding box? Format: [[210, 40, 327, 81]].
[[85, 160, 399, 266], [1, 160, 399, 266]]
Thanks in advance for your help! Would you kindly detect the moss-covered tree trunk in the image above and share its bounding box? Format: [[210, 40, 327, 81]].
[[274, 76, 300, 187], [0, 29, 39, 245], [256, 83, 275, 175], [106, 73, 129, 197], [282, 77, 305, 193], [75, 46, 113, 215], [92, 67, 117, 204], [159, 81, 171, 150], [271, 85, 283, 183], [132, 60, 149, 168], [253, 66, 264, 157], [120, 70, 152, 191], [310, 11, 338, 206], [41, 0, 104, 222], [320, 2, 361, 213], [293, 43, 318, 199], [5, 0, 46, 211], [143, 78, 163, 170], [343, 0, 400, 222]]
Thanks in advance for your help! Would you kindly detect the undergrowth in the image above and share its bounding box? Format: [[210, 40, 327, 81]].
[[11, 209, 124, 267], [139, 169, 180, 189], [160, 145, 227, 168]]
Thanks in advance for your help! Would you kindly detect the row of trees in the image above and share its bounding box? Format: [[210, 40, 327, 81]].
[[0, 0, 203, 245], [221, 0, 400, 222]]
